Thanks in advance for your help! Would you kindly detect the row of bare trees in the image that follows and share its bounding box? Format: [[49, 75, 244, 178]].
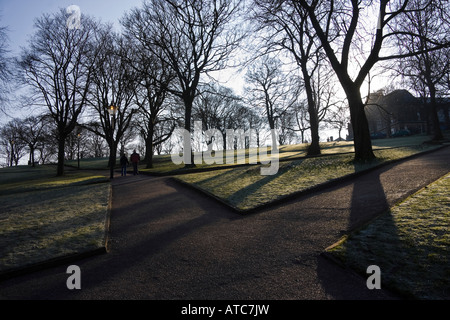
[[0, 116, 109, 167], [250, 0, 449, 160], [1, 0, 449, 174], [1, 1, 247, 175]]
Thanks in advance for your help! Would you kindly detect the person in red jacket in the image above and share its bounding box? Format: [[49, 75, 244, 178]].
[[130, 150, 140, 175]]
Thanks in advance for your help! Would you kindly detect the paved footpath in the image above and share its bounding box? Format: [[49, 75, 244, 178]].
[[1, 146, 449, 300]]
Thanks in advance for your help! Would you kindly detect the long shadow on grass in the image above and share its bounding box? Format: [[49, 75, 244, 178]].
[[224, 164, 290, 210], [0, 184, 110, 273], [184, 167, 238, 187]]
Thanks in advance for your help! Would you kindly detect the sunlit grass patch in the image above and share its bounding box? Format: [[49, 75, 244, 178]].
[[61, 135, 439, 176], [0, 165, 111, 273], [0, 183, 110, 272], [327, 173, 450, 299], [0, 166, 108, 196], [141, 135, 438, 175], [140, 148, 274, 174], [65, 157, 110, 170], [175, 145, 439, 211], [176, 154, 356, 211], [141, 141, 354, 174]]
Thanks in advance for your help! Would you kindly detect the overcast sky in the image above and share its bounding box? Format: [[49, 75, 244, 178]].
[[0, 0, 144, 55]]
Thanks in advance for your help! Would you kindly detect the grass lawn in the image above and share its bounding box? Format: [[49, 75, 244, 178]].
[[132, 134, 438, 175], [65, 157, 114, 170], [65, 135, 440, 176], [136, 140, 369, 175], [0, 165, 110, 273], [326, 172, 450, 299], [175, 144, 441, 211]]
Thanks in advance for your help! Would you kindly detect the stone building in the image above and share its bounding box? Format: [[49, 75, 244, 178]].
[[347, 89, 450, 140]]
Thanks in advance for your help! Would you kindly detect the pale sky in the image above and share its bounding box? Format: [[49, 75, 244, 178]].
[[0, 0, 245, 101], [0, 0, 246, 126], [0, 0, 144, 55]]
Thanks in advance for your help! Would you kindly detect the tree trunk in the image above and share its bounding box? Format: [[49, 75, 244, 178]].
[[184, 96, 195, 167], [57, 137, 66, 176], [348, 96, 375, 162], [143, 121, 155, 169], [9, 146, 13, 167], [267, 115, 279, 152], [145, 136, 154, 169], [146, 151, 154, 169], [303, 71, 321, 156], [428, 85, 443, 141], [307, 112, 321, 155], [270, 129, 278, 151], [108, 143, 117, 179], [28, 145, 36, 167]]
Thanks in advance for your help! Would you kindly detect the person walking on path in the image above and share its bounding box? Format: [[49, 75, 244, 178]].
[[120, 153, 129, 176], [130, 150, 140, 175]]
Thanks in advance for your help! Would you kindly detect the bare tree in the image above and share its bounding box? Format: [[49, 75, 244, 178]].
[[121, 19, 177, 168], [245, 56, 291, 151], [193, 83, 245, 149], [439, 48, 450, 95], [296, 0, 450, 161], [0, 17, 11, 114], [245, 107, 265, 148], [194, 84, 236, 132], [276, 109, 297, 145], [252, 0, 330, 155], [0, 122, 15, 166], [79, 122, 107, 158], [393, 0, 450, 140], [17, 9, 101, 175], [289, 101, 311, 144], [0, 119, 27, 166], [15, 116, 48, 166], [82, 29, 137, 179], [123, 0, 244, 166], [326, 102, 351, 141]]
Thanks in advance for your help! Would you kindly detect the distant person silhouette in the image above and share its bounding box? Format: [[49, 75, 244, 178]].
[[130, 150, 141, 175], [120, 153, 129, 176]]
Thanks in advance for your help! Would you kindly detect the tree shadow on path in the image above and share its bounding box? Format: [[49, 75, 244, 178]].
[[317, 162, 403, 299]]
